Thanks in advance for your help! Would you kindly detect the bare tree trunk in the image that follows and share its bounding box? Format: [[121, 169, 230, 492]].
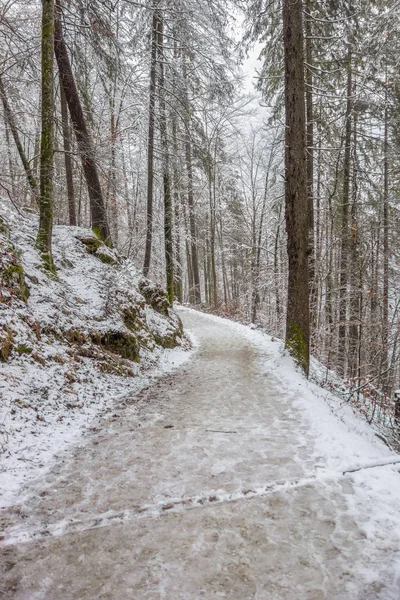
[[208, 158, 218, 307], [157, 16, 174, 303], [54, 1, 110, 243], [3, 114, 16, 198], [183, 58, 201, 304], [108, 84, 118, 246], [348, 110, 359, 379], [382, 79, 390, 392], [283, 0, 310, 375], [337, 49, 353, 376], [36, 0, 56, 274], [60, 83, 76, 225], [0, 74, 38, 200], [143, 10, 158, 276], [172, 116, 183, 302]]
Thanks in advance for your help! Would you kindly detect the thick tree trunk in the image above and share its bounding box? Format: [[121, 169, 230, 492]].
[[60, 83, 76, 226], [283, 0, 310, 375], [54, 2, 110, 243], [36, 0, 56, 274], [305, 0, 316, 343], [0, 74, 38, 200], [143, 10, 158, 277]]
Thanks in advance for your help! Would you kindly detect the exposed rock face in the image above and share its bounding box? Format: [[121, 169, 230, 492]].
[[0, 217, 30, 304], [0, 210, 186, 369]]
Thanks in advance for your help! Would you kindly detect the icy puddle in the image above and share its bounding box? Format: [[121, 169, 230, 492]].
[[1, 309, 400, 599]]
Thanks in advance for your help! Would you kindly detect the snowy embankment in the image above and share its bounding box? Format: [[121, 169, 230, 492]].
[[0, 203, 192, 509]]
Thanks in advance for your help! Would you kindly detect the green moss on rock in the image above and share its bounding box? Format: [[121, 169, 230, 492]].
[[0, 216, 8, 236], [78, 236, 117, 264], [65, 327, 140, 363], [123, 306, 147, 333], [16, 343, 33, 355], [0, 327, 14, 361], [139, 280, 170, 316], [3, 263, 30, 302], [90, 330, 140, 362], [153, 330, 180, 349], [96, 251, 117, 265], [78, 236, 102, 254]]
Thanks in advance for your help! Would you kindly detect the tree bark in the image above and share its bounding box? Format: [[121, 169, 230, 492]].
[[143, 10, 158, 277], [305, 0, 316, 342], [0, 74, 38, 201], [54, 1, 110, 243], [36, 0, 56, 274], [381, 78, 389, 393], [157, 16, 174, 303], [183, 58, 201, 304], [60, 82, 76, 225], [283, 0, 310, 375], [337, 50, 353, 376]]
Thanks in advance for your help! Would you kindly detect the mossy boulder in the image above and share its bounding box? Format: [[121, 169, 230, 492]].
[[0, 216, 8, 235], [96, 250, 117, 265], [78, 236, 102, 254], [153, 330, 181, 349], [0, 219, 30, 302], [65, 327, 140, 363], [3, 264, 30, 302], [90, 330, 140, 362], [139, 279, 170, 316], [122, 304, 147, 333], [77, 236, 118, 265]]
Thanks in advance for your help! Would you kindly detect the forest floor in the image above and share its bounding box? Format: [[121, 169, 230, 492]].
[[1, 308, 400, 599]]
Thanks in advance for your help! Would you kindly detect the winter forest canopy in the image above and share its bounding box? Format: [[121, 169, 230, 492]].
[[2, 0, 400, 432]]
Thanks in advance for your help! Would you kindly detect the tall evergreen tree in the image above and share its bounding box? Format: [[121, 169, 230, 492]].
[[283, 0, 310, 374]]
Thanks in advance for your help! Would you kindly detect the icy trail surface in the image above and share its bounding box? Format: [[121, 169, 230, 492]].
[[1, 309, 400, 599]]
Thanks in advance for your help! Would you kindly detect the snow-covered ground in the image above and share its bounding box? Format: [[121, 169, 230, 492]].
[[0, 202, 190, 510], [1, 308, 400, 599]]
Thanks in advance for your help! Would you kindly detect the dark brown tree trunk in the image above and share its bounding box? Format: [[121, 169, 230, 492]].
[[283, 0, 310, 375], [305, 0, 316, 344], [60, 83, 76, 226], [143, 10, 158, 277], [54, 1, 110, 243]]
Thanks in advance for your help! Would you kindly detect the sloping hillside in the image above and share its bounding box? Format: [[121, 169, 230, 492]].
[[0, 202, 191, 506]]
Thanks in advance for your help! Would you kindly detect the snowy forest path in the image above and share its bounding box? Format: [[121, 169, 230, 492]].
[[0, 309, 399, 599]]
